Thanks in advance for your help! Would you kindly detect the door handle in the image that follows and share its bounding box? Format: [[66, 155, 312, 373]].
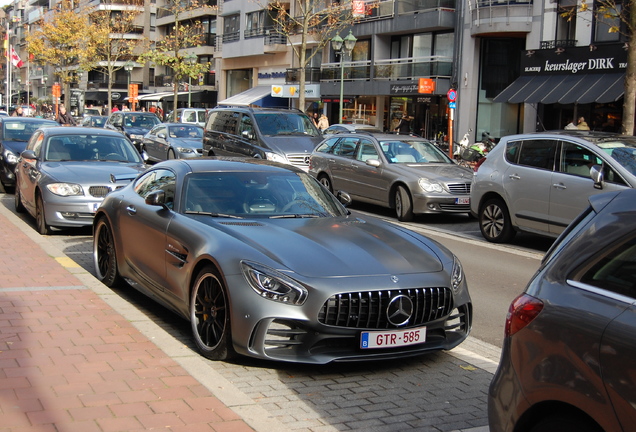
[[126, 205, 137, 215], [508, 174, 521, 180], [553, 183, 567, 190]]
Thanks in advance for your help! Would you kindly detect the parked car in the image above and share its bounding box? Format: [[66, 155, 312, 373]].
[[470, 130, 636, 243], [489, 188, 636, 432], [105, 111, 162, 153], [14, 127, 146, 235], [309, 132, 473, 221], [142, 123, 204, 162], [84, 108, 102, 116], [80, 115, 108, 128], [0, 117, 59, 191], [203, 106, 323, 171], [322, 124, 384, 135], [92, 158, 472, 363], [165, 108, 207, 127]]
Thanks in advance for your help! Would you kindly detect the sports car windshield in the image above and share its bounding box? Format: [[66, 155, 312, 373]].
[[380, 140, 453, 164], [184, 171, 348, 218], [45, 134, 143, 163]]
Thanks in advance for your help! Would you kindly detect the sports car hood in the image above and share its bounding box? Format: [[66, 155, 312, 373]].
[[41, 162, 145, 184], [396, 163, 473, 182], [206, 215, 445, 278]]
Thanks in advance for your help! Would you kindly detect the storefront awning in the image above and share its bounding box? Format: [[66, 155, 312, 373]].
[[494, 73, 625, 105], [217, 86, 273, 106]]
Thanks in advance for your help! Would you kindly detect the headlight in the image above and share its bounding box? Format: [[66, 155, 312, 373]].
[[46, 183, 84, 196], [130, 134, 144, 140], [176, 147, 194, 153], [4, 151, 18, 164], [418, 178, 444, 193], [265, 152, 289, 164], [241, 261, 308, 305], [450, 257, 464, 294]]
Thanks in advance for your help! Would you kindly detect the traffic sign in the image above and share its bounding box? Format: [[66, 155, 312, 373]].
[[447, 89, 457, 102], [449, 102, 456, 109]]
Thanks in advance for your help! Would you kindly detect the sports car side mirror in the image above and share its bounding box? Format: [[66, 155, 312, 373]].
[[145, 190, 167, 207]]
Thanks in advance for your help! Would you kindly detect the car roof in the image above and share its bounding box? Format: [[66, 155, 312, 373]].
[[211, 106, 306, 114], [501, 130, 636, 143], [157, 157, 305, 174], [161, 123, 203, 128], [323, 132, 431, 141], [43, 126, 126, 137], [0, 117, 57, 123]]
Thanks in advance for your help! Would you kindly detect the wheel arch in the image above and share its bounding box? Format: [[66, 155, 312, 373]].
[[188, 257, 229, 308], [514, 401, 604, 432], [388, 181, 411, 210], [478, 191, 506, 215]]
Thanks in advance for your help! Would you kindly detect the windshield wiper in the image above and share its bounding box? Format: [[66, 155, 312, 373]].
[[269, 214, 321, 219], [185, 211, 243, 219]]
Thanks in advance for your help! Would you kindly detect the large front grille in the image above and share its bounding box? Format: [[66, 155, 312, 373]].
[[287, 153, 311, 168], [446, 183, 471, 194], [318, 287, 453, 329]]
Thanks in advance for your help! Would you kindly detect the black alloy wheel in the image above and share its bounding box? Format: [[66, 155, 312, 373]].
[[36, 194, 52, 235], [93, 217, 123, 287]]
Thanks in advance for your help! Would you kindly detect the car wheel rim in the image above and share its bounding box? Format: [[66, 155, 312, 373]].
[[193, 274, 227, 349], [319, 177, 330, 189], [396, 193, 403, 217], [96, 223, 113, 278], [36, 198, 46, 233], [482, 204, 504, 238]]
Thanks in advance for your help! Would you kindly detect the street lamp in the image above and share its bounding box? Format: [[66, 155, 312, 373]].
[[185, 54, 197, 108], [42, 75, 48, 100], [124, 61, 134, 88], [331, 30, 357, 123]]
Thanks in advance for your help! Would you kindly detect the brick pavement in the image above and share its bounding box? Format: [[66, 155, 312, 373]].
[[0, 208, 256, 432], [0, 199, 496, 432]]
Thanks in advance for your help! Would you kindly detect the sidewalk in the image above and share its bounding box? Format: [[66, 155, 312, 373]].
[[0, 205, 262, 432]]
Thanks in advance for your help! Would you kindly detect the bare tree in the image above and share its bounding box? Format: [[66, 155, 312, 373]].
[[265, 0, 370, 111], [138, 0, 211, 113]]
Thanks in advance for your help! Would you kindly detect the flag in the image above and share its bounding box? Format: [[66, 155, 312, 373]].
[[10, 45, 23, 68]]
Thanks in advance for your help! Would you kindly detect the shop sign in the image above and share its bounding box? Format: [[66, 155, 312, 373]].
[[390, 83, 419, 95], [271, 84, 321, 98], [321, 97, 354, 103], [417, 97, 432, 103], [521, 43, 627, 76], [418, 78, 435, 94]]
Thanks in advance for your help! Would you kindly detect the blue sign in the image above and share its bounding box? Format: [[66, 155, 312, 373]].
[[449, 102, 456, 109]]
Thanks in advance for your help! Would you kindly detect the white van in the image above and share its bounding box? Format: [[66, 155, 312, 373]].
[[166, 108, 207, 127]]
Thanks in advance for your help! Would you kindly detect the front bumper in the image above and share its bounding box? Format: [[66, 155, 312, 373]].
[[412, 193, 472, 214]]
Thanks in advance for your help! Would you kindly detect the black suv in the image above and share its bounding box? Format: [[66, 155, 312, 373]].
[[203, 106, 322, 171]]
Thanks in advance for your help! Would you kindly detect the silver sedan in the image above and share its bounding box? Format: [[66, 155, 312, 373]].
[[309, 133, 473, 221], [93, 158, 472, 364], [142, 123, 203, 162]]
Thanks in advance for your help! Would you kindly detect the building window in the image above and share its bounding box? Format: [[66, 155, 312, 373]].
[[594, 3, 622, 43], [223, 14, 240, 42], [245, 10, 266, 37]]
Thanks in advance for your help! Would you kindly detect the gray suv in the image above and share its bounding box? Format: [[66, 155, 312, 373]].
[[203, 106, 322, 171], [470, 131, 636, 243]]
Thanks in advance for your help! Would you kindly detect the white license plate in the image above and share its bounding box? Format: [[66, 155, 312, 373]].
[[455, 197, 470, 205], [89, 202, 101, 212], [360, 326, 426, 349]]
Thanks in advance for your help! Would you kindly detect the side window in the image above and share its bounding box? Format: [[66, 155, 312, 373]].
[[134, 168, 176, 208], [560, 142, 601, 177], [315, 137, 339, 153], [206, 110, 237, 135], [505, 140, 521, 164], [333, 138, 359, 158], [576, 235, 636, 299], [238, 114, 254, 139], [29, 131, 44, 157], [356, 140, 379, 162], [516, 140, 557, 170]]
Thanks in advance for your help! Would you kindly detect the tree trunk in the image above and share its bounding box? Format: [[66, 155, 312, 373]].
[[623, 11, 636, 135]]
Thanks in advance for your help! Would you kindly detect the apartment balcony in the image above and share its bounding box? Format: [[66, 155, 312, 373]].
[[321, 61, 372, 81], [285, 68, 321, 84], [540, 39, 577, 49], [469, 0, 533, 36], [87, 80, 144, 90], [156, 0, 219, 24], [320, 56, 452, 82], [398, 0, 455, 14]]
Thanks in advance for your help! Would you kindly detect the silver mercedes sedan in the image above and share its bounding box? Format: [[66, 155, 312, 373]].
[[93, 158, 473, 364], [309, 132, 473, 221]]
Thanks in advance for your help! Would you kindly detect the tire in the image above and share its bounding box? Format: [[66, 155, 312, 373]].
[[167, 149, 176, 160], [479, 198, 516, 243], [36, 193, 53, 235], [14, 184, 25, 213], [318, 174, 333, 194], [530, 414, 602, 432], [395, 185, 414, 222], [93, 217, 124, 287], [190, 265, 235, 361]]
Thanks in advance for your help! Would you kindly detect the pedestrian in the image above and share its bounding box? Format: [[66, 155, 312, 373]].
[[12, 106, 24, 117], [317, 113, 329, 131], [394, 113, 412, 135], [312, 112, 319, 127], [112, 105, 120, 113], [577, 116, 590, 130], [56, 105, 76, 126]]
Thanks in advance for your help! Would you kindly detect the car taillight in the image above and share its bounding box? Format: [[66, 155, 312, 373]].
[[505, 293, 544, 337], [474, 157, 486, 172]]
